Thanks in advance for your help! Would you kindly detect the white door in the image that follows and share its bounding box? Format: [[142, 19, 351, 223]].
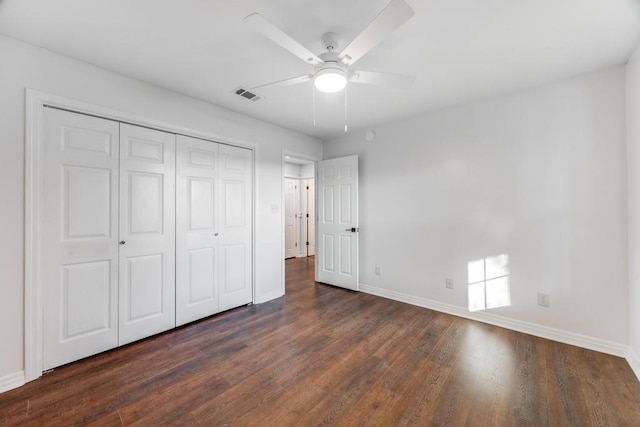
[[176, 135, 220, 326], [316, 156, 359, 290], [305, 178, 316, 257], [42, 108, 119, 369], [118, 124, 176, 345], [285, 178, 299, 259], [219, 144, 253, 311]]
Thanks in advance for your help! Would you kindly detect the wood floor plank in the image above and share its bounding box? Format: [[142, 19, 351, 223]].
[[0, 256, 638, 426], [545, 341, 594, 425], [509, 333, 550, 424]]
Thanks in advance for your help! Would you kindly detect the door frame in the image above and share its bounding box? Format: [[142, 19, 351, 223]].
[[280, 151, 319, 295], [25, 90, 256, 382]]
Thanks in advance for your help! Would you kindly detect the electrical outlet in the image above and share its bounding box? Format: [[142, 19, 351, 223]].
[[537, 292, 550, 307], [375, 266, 381, 276], [445, 278, 454, 289]]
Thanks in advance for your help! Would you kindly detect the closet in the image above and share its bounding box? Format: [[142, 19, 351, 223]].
[[176, 135, 252, 325], [41, 107, 252, 370]]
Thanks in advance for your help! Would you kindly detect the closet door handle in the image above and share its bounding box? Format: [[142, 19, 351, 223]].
[[119, 240, 126, 245], [214, 233, 219, 237]]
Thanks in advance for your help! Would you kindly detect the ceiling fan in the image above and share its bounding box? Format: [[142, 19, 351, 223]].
[[244, 0, 416, 95]]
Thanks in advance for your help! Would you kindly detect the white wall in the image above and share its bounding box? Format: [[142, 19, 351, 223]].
[[0, 35, 322, 381], [284, 162, 302, 178], [627, 45, 640, 377], [301, 163, 315, 179], [325, 66, 629, 348]]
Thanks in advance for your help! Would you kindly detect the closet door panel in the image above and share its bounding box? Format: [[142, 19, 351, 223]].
[[125, 254, 164, 320], [42, 108, 119, 370], [176, 135, 220, 326], [119, 124, 176, 345], [219, 144, 253, 311]]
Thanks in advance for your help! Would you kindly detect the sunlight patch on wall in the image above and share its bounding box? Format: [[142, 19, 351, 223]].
[[468, 254, 511, 312]]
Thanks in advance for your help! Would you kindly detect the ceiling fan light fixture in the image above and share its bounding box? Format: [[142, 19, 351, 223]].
[[314, 67, 347, 93]]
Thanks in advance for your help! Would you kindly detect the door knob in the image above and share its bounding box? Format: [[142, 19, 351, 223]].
[[344, 228, 359, 233], [119, 240, 126, 245], [214, 233, 219, 237]]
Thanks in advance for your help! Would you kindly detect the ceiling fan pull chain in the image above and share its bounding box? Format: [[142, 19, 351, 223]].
[[312, 85, 317, 127], [344, 85, 348, 132]]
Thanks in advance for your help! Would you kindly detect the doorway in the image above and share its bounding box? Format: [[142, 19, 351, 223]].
[[283, 155, 316, 290], [284, 158, 316, 259]]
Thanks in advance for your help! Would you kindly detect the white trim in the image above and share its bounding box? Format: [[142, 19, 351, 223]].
[[24, 90, 44, 382], [28, 91, 258, 150], [0, 371, 25, 394], [359, 283, 629, 358], [25, 89, 258, 384], [628, 348, 640, 381], [251, 145, 257, 309]]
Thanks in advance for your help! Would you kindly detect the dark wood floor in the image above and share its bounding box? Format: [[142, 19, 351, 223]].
[[1, 257, 639, 426]]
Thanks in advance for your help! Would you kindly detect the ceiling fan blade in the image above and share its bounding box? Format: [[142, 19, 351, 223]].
[[244, 13, 323, 66], [338, 0, 414, 66], [350, 70, 415, 88], [251, 74, 313, 91]]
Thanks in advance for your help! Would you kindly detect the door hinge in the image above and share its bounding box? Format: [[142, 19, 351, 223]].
[[306, 213, 309, 218], [295, 242, 298, 247], [306, 242, 309, 246], [306, 186, 309, 190]]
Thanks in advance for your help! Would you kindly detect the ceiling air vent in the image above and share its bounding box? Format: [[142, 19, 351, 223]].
[[233, 87, 262, 102]]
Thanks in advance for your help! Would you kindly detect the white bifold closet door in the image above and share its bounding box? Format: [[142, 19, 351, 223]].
[[175, 136, 253, 322], [118, 124, 176, 345], [218, 144, 253, 311], [42, 109, 177, 367], [42, 108, 120, 370], [42, 107, 251, 369], [175, 135, 220, 326]]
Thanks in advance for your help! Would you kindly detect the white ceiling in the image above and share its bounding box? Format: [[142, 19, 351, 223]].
[[1, 0, 639, 139]]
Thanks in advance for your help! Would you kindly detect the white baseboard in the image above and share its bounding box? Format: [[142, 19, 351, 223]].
[[0, 370, 25, 394], [628, 348, 640, 382], [359, 283, 629, 358]]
